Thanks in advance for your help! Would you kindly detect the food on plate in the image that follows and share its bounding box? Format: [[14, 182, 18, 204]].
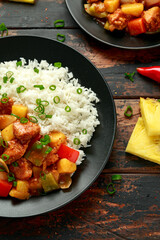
[[137, 66, 160, 83], [126, 98, 160, 164], [0, 58, 100, 200], [84, 0, 160, 35]]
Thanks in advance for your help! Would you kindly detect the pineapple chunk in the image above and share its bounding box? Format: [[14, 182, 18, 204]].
[[1, 123, 14, 141], [57, 158, 77, 174], [49, 131, 66, 148], [84, 4, 108, 18], [17, 180, 29, 193], [9, 180, 30, 200], [140, 97, 160, 137], [126, 117, 160, 165], [12, 105, 28, 118], [104, 0, 120, 13], [121, 3, 144, 17], [104, 21, 110, 30], [0, 115, 16, 130]]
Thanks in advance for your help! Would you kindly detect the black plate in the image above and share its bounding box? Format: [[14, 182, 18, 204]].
[[0, 36, 116, 217], [66, 0, 160, 49]]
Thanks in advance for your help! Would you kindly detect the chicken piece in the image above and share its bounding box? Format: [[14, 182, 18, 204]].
[[93, 2, 106, 12], [142, 6, 160, 32], [87, 0, 99, 3], [2, 139, 28, 164], [45, 150, 59, 167], [0, 98, 13, 115], [9, 158, 32, 180], [13, 120, 40, 144], [108, 8, 130, 31]]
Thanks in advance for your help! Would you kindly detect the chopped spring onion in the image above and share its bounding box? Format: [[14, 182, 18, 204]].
[[40, 171, 46, 180], [11, 113, 20, 119], [107, 182, 116, 195], [1, 96, 9, 103], [45, 147, 52, 154], [77, 88, 82, 94], [65, 105, 71, 112], [54, 62, 62, 68], [3, 76, 8, 83], [53, 96, 60, 104], [125, 72, 135, 82], [54, 19, 65, 28], [36, 98, 41, 105], [29, 116, 38, 123], [41, 100, 49, 107], [82, 129, 87, 134], [16, 85, 26, 93], [16, 61, 22, 67], [33, 85, 45, 90], [57, 33, 65, 42], [2, 93, 7, 97], [1, 139, 8, 148], [36, 144, 43, 149], [12, 162, 19, 167], [13, 181, 17, 187], [0, 86, 1, 90], [20, 117, 28, 124], [34, 67, 39, 74], [0, 23, 8, 37], [0, 168, 5, 172], [49, 85, 56, 91], [111, 174, 122, 181], [38, 113, 46, 120], [40, 135, 50, 145], [124, 105, 133, 118], [2, 154, 9, 161], [73, 138, 80, 145], [7, 172, 15, 182], [46, 115, 52, 118], [10, 77, 15, 83], [6, 71, 14, 79], [34, 105, 45, 114]]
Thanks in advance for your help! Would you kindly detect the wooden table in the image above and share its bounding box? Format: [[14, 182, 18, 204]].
[[0, 0, 160, 239]]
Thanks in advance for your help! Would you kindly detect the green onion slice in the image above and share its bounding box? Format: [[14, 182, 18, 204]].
[[107, 182, 116, 195], [2, 154, 9, 161], [33, 85, 45, 90], [10, 77, 15, 83], [34, 105, 45, 114], [53, 96, 60, 104], [1, 139, 8, 148], [77, 88, 82, 94], [54, 62, 62, 68], [16, 85, 26, 93], [111, 174, 122, 181], [45, 147, 52, 154], [54, 19, 65, 28], [38, 113, 46, 120], [6, 71, 14, 79], [46, 115, 52, 119], [20, 117, 28, 124], [29, 116, 38, 123], [36, 98, 41, 105], [3, 76, 8, 83], [40, 171, 46, 180], [124, 105, 133, 118], [40, 135, 51, 145], [73, 138, 80, 145], [36, 144, 43, 149], [82, 129, 87, 134], [7, 172, 15, 182], [65, 105, 71, 112], [49, 85, 56, 91], [11, 113, 20, 119], [13, 181, 17, 187], [0, 86, 1, 90], [16, 61, 22, 67], [0, 168, 5, 172], [57, 33, 65, 42], [1, 96, 9, 103], [34, 67, 39, 74], [2, 93, 7, 97], [41, 100, 49, 107], [12, 162, 19, 167]]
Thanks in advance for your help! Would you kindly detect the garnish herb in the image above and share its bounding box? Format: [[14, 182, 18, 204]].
[[16, 85, 26, 93], [11, 113, 20, 119], [34, 105, 45, 114], [82, 129, 87, 134], [38, 113, 46, 120], [73, 138, 80, 145], [2, 154, 9, 161], [125, 72, 135, 82], [0, 23, 8, 37], [13, 181, 17, 187], [36, 98, 41, 105], [124, 105, 133, 118], [65, 105, 71, 112], [46, 115, 52, 118], [34, 67, 39, 74], [49, 85, 56, 91], [106, 182, 116, 195], [12, 162, 19, 167], [57, 33, 65, 42], [54, 62, 62, 68], [53, 96, 60, 104], [7, 172, 15, 182], [10, 77, 15, 83], [29, 116, 38, 123], [1, 139, 8, 148], [16, 61, 22, 67], [33, 85, 45, 90], [0, 168, 5, 172], [41, 100, 49, 107], [36, 144, 43, 149], [45, 147, 52, 154], [3, 76, 8, 83], [20, 117, 28, 124], [6, 71, 13, 79], [111, 174, 122, 181], [40, 171, 46, 180], [77, 88, 82, 94], [40, 135, 50, 145], [1, 93, 9, 103], [54, 20, 65, 28]]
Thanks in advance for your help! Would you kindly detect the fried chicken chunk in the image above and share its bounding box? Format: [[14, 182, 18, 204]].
[[0, 98, 14, 115], [9, 158, 32, 180], [142, 6, 160, 32], [108, 9, 130, 31]]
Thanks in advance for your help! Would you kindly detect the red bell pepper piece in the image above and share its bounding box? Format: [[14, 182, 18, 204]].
[[57, 144, 79, 163], [0, 180, 12, 197], [128, 18, 146, 36], [137, 66, 160, 83]]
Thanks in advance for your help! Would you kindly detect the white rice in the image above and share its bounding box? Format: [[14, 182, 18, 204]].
[[0, 58, 100, 164]]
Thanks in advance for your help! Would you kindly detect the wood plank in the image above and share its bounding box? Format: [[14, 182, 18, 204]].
[[0, 174, 160, 240], [2, 29, 160, 98]]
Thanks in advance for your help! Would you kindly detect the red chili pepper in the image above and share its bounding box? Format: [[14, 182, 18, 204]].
[[0, 180, 12, 197], [57, 144, 79, 163], [137, 66, 160, 83]]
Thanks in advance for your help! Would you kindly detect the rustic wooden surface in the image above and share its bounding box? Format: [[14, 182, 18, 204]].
[[1, 0, 160, 239]]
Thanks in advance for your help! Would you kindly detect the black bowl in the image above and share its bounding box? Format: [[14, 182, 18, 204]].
[[0, 36, 116, 217], [66, 0, 160, 49]]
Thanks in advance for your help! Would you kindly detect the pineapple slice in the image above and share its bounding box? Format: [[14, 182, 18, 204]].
[[140, 97, 160, 137], [126, 117, 160, 165]]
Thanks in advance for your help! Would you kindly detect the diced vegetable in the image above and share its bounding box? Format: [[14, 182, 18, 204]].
[[49, 131, 66, 148], [27, 134, 41, 152], [32, 166, 42, 178], [84, 4, 108, 18], [121, 3, 144, 17], [0, 179, 12, 197], [12, 104, 28, 118], [104, 0, 120, 13], [9, 180, 30, 200], [59, 174, 72, 189], [41, 172, 59, 193], [57, 144, 79, 163], [1, 123, 15, 141], [0, 115, 16, 130], [16, 180, 29, 193], [57, 158, 77, 174], [128, 18, 146, 36]]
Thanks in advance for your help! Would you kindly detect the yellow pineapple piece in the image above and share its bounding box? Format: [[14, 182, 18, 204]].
[[49, 131, 66, 148], [104, 0, 120, 13], [1, 123, 15, 141], [140, 97, 160, 137], [57, 158, 77, 174], [121, 3, 144, 17], [126, 117, 160, 165], [0, 115, 16, 130], [12, 104, 28, 118]]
